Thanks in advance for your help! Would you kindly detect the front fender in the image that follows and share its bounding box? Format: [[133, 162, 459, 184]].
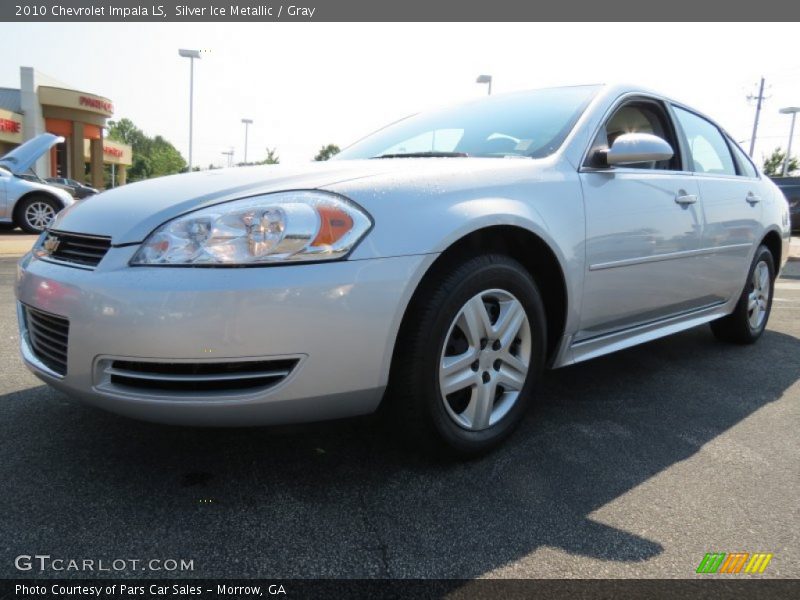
[[11, 179, 75, 211], [334, 173, 586, 357]]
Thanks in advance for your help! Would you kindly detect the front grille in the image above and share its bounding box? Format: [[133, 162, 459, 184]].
[[103, 358, 300, 394], [44, 231, 111, 268], [23, 305, 69, 375]]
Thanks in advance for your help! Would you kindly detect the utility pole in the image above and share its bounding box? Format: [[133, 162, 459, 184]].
[[747, 77, 766, 158]]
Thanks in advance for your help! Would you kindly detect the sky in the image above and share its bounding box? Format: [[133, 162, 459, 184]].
[[0, 23, 798, 169]]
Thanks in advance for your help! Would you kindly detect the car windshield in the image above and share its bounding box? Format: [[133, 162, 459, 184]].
[[335, 85, 600, 160]]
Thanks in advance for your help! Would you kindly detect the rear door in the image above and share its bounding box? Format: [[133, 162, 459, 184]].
[[578, 97, 707, 341], [671, 106, 763, 303]]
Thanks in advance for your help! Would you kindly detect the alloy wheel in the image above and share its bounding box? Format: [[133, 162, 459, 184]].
[[24, 201, 56, 231], [747, 260, 770, 330], [438, 289, 532, 431]]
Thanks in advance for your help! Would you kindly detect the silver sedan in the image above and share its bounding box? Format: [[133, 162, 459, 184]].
[[15, 84, 791, 454], [1, 134, 76, 233]]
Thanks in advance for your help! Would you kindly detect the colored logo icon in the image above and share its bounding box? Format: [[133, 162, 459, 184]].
[[696, 552, 773, 574]]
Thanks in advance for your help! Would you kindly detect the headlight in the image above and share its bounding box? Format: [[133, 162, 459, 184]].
[[131, 191, 372, 266]]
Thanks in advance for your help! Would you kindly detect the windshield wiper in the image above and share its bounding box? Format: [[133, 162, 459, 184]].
[[372, 151, 469, 159]]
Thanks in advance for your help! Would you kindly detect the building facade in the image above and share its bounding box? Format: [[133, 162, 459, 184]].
[[0, 67, 132, 188]]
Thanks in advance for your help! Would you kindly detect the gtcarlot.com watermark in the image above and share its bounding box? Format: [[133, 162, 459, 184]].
[[15, 554, 194, 573]]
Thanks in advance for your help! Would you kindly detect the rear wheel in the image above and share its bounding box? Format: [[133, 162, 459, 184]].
[[388, 254, 547, 456], [710, 245, 775, 344], [16, 195, 59, 234]]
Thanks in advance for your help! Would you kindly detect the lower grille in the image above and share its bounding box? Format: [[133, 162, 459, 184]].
[[23, 305, 69, 375], [103, 358, 299, 394]]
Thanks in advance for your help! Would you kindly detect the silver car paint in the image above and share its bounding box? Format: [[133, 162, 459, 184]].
[[0, 173, 75, 224], [15, 84, 791, 425], [0, 134, 75, 224]]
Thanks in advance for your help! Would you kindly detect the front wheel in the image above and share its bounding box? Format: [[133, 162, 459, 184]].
[[710, 245, 775, 344], [16, 195, 60, 234], [388, 254, 547, 456]]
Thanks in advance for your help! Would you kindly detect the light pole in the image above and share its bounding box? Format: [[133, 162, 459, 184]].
[[476, 74, 492, 95], [779, 106, 800, 177], [241, 118, 253, 164], [178, 48, 202, 171]]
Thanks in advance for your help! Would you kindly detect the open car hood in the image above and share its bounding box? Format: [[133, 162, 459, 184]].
[[0, 133, 64, 175]]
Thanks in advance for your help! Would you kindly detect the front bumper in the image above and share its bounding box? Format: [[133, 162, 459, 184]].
[[15, 246, 433, 425]]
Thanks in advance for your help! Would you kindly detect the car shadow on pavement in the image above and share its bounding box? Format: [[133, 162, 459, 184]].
[[2, 327, 799, 579]]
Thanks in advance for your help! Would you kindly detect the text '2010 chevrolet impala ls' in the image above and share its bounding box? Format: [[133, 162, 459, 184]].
[[15, 84, 791, 455]]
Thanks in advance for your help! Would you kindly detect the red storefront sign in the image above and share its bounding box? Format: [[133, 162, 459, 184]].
[[79, 96, 113, 113], [104, 146, 124, 157], [0, 118, 21, 133]]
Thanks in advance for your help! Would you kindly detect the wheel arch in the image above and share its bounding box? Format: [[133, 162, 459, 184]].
[[387, 224, 570, 380], [12, 190, 66, 225], [761, 228, 783, 273]]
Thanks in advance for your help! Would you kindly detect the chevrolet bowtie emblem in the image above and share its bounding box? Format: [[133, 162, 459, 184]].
[[43, 235, 60, 254]]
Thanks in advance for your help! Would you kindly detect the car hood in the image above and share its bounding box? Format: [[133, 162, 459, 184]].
[[0, 133, 64, 175], [50, 158, 530, 244]]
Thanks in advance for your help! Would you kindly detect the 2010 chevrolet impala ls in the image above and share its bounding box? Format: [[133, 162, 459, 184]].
[[15, 84, 791, 454]]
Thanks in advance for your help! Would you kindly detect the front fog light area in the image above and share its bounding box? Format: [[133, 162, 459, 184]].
[[131, 191, 370, 265]]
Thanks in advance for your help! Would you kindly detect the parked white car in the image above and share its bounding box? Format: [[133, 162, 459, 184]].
[[0, 134, 76, 233], [15, 84, 792, 455]]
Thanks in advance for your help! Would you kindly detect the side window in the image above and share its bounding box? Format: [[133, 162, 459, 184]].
[[728, 138, 758, 178], [588, 100, 680, 170], [673, 107, 736, 176]]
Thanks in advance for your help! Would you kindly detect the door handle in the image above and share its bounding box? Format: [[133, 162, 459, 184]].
[[675, 191, 697, 206], [746, 192, 761, 205]]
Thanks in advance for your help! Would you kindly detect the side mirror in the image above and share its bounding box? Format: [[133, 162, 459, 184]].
[[602, 132, 674, 166]]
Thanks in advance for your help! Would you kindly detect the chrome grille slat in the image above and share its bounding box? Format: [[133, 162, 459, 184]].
[[23, 305, 69, 375], [45, 231, 111, 268], [105, 358, 300, 394], [56, 248, 106, 259]]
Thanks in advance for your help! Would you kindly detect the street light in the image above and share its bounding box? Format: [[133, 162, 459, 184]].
[[476, 74, 492, 95], [221, 149, 234, 168], [178, 48, 202, 171], [779, 106, 800, 177], [241, 118, 253, 164]]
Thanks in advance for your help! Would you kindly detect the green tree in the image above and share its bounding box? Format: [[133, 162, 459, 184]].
[[262, 147, 280, 165], [314, 144, 341, 161], [107, 118, 187, 182], [763, 147, 798, 176]]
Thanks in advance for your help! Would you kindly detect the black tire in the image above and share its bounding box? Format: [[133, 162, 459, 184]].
[[15, 194, 60, 234], [387, 254, 547, 456], [710, 245, 775, 344]]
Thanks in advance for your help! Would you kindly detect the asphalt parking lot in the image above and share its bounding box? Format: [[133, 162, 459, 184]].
[[1, 253, 798, 580]]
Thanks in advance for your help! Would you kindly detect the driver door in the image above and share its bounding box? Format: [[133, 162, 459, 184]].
[[577, 97, 707, 341]]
